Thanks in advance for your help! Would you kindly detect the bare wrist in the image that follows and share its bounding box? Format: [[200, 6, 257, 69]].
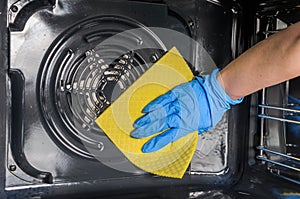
[[217, 70, 242, 100], [216, 71, 226, 93]]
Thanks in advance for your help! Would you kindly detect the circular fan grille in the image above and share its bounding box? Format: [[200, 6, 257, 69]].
[[38, 16, 166, 159]]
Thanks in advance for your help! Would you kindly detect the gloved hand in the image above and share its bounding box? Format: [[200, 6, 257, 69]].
[[131, 69, 243, 153]]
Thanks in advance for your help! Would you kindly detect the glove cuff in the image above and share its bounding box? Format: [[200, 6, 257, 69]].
[[210, 68, 243, 105], [194, 69, 243, 108], [194, 68, 243, 128]]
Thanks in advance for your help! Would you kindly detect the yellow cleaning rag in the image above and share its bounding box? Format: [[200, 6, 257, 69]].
[[95, 47, 198, 178]]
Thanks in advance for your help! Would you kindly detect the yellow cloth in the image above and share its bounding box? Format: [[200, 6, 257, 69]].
[[95, 47, 198, 178]]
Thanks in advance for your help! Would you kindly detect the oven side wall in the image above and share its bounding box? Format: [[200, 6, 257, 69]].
[[0, 1, 8, 198]]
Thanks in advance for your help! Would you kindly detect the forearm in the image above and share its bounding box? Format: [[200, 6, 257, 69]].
[[218, 22, 300, 100]]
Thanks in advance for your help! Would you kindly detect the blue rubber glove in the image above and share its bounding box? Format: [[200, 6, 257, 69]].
[[131, 69, 243, 153]]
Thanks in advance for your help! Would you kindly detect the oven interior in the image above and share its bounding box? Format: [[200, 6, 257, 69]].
[[0, 0, 300, 198]]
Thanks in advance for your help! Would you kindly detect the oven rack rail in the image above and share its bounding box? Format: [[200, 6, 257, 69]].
[[257, 88, 300, 184]]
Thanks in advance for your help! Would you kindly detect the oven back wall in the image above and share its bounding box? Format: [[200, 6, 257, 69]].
[[5, 0, 246, 197]]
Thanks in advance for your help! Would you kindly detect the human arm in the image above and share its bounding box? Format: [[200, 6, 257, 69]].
[[218, 21, 300, 100]]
